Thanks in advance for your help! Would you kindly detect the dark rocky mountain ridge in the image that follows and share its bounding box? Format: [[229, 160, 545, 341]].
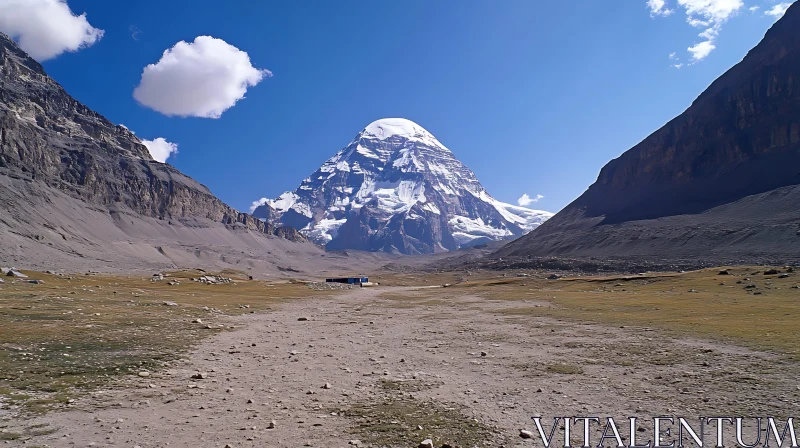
[[0, 32, 281, 236], [496, 3, 800, 262], [0, 33, 330, 274]]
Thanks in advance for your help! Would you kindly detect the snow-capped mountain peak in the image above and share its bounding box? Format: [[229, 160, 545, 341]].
[[251, 118, 552, 254]]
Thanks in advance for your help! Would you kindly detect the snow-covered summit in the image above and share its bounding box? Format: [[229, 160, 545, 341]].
[[251, 118, 552, 254], [361, 118, 445, 148]]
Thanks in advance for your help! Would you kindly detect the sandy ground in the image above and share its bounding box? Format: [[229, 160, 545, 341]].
[[12, 286, 800, 447]]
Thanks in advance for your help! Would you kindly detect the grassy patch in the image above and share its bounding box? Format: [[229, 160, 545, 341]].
[[339, 397, 501, 448], [0, 269, 334, 415], [438, 267, 800, 359], [546, 363, 584, 374], [379, 378, 441, 393]]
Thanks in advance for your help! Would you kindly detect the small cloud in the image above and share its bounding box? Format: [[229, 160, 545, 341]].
[[648, 0, 674, 16], [688, 39, 716, 61], [249, 198, 270, 213], [517, 193, 544, 206], [0, 0, 104, 61], [650, 0, 744, 64], [141, 137, 178, 163], [765, 3, 792, 18], [669, 52, 677, 59], [133, 36, 271, 119], [672, 63, 684, 69], [129, 25, 142, 41], [749, 6, 760, 12]]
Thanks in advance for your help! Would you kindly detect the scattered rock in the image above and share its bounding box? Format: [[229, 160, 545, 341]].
[[191, 372, 208, 380], [547, 274, 562, 280], [6, 269, 27, 278], [322, 383, 331, 389], [27, 279, 44, 284], [718, 269, 730, 275], [193, 275, 233, 285], [192, 318, 203, 324], [779, 273, 790, 279], [419, 439, 434, 448], [162, 301, 178, 307], [267, 420, 276, 429], [520, 430, 535, 439], [151, 273, 165, 282], [298, 317, 309, 321], [764, 269, 780, 275], [138, 371, 150, 378]]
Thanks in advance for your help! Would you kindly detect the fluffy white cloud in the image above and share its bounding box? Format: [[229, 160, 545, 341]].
[[749, 6, 760, 12], [649, 0, 744, 63], [765, 2, 793, 18], [688, 39, 717, 61], [648, 0, 674, 16], [141, 138, 178, 163], [0, 0, 103, 61], [133, 36, 271, 118], [250, 198, 269, 213], [517, 194, 544, 206]]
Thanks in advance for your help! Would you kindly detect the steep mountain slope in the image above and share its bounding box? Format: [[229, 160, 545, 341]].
[[496, 3, 800, 262], [0, 33, 324, 274], [251, 118, 552, 254]]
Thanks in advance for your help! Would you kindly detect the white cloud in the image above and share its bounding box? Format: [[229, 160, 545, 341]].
[[517, 193, 544, 206], [250, 198, 269, 213], [672, 63, 684, 68], [648, 0, 674, 16], [0, 0, 103, 61], [133, 36, 271, 119], [650, 0, 744, 63], [688, 39, 717, 60], [765, 2, 792, 18], [141, 137, 178, 163], [749, 6, 760, 12], [669, 52, 677, 59]]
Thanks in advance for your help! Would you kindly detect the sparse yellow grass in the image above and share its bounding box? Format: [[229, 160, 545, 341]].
[[378, 267, 800, 359], [455, 267, 800, 358], [0, 269, 333, 414]]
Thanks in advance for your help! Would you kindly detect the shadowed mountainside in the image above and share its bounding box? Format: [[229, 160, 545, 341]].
[[496, 3, 800, 262]]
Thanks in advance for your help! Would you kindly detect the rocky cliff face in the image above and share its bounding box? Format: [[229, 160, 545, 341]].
[[0, 33, 292, 239], [496, 3, 800, 261], [252, 118, 552, 254]]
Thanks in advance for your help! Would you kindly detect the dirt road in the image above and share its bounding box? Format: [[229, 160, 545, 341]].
[[14, 286, 798, 447]]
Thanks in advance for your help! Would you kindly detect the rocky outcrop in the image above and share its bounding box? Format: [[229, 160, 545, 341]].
[[496, 3, 800, 261], [0, 32, 282, 237]]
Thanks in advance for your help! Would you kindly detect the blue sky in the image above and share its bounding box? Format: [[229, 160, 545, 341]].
[[2, 0, 794, 213]]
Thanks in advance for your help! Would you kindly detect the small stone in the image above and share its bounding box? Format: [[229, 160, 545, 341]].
[[349, 441, 362, 447], [138, 371, 150, 378], [162, 301, 178, 307], [298, 317, 309, 321], [419, 439, 434, 448], [480, 351, 487, 357], [191, 372, 208, 379], [192, 318, 203, 324], [322, 383, 331, 389], [267, 420, 276, 429], [520, 430, 535, 439]]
